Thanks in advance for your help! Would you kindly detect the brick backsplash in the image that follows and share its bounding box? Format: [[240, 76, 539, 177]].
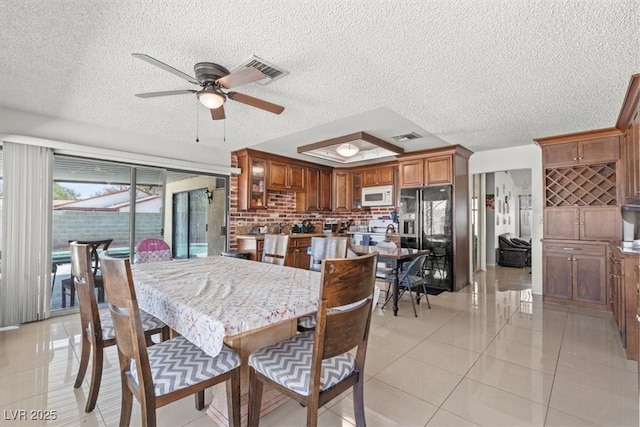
[[228, 153, 395, 250]]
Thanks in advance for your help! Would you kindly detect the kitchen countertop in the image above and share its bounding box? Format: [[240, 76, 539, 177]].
[[235, 233, 327, 240], [619, 246, 640, 255], [346, 231, 400, 236]]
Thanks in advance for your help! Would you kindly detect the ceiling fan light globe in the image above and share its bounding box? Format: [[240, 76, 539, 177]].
[[336, 143, 360, 158], [197, 89, 226, 109]]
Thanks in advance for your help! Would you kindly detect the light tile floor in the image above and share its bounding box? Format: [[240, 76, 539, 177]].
[[1, 266, 638, 426]]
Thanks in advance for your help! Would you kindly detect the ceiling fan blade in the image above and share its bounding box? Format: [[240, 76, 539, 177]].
[[132, 53, 199, 85], [210, 105, 226, 120], [217, 67, 264, 89], [228, 91, 285, 114], [135, 90, 197, 98]]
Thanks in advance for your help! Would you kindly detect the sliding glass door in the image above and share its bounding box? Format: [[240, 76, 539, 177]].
[[50, 157, 227, 312]]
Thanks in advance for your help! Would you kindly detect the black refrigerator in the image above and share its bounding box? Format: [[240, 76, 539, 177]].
[[399, 185, 453, 291]]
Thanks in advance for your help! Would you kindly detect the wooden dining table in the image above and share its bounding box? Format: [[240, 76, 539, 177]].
[[350, 245, 429, 316], [130, 256, 321, 426]]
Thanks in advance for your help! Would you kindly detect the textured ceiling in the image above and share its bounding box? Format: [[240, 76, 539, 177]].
[[0, 1, 638, 167]]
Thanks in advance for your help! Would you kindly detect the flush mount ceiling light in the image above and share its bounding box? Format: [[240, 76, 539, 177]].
[[335, 143, 360, 157], [197, 86, 226, 109], [298, 131, 404, 164]]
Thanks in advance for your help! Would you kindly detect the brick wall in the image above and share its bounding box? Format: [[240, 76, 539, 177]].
[[228, 153, 395, 250]]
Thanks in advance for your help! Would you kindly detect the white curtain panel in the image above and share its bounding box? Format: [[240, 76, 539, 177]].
[[1, 142, 53, 327]]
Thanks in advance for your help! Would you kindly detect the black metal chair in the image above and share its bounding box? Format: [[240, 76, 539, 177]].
[[381, 254, 431, 317]]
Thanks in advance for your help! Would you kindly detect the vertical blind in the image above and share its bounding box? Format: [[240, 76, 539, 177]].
[[1, 142, 53, 326]]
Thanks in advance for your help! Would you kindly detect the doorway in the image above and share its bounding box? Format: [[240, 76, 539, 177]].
[[472, 169, 532, 269], [172, 189, 207, 258]]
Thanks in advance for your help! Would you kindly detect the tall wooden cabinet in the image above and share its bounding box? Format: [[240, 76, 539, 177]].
[[609, 245, 640, 361], [396, 145, 473, 292], [535, 129, 622, 310], [617, 73, 640, 204]]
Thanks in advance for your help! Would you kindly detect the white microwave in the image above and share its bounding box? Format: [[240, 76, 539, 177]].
[[362, 185, 394, 207]]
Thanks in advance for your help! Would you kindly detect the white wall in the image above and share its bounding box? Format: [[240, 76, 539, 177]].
[[469, 145, 543, 295]]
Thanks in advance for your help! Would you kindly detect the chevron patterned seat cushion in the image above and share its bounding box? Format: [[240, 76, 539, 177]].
[[248, 331, 355, 396], [130, 336, 240, 396], [99, 308, 165, 340]]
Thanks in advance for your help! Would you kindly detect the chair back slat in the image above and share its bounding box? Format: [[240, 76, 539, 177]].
[[100, 255, 152, 383], [262, 234, 289, 266], [315, 253, 378, 359], [324, 237, 348, 259], [70, 242, 102, 340]]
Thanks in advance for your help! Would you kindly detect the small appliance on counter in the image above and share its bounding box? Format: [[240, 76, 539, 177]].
[[350, 218, 397, 246], [323, 222, 338, 235]]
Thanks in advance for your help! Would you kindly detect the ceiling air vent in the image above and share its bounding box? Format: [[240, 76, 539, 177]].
[[231, 55, 289, 85], [391, 132, 422, 142]]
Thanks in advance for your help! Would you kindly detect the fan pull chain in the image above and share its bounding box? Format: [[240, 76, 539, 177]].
[[223, 119, 226, 142], [195, 101, 200, 143]]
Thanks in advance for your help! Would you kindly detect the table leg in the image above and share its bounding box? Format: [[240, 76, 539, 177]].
[[206, 319, 298, 426], [392, 265, 399, 316]]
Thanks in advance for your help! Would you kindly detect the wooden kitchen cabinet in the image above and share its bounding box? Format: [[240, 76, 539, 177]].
[[609, 245, 640, 361], [286, 237, 311, 269], [268, 160, 305, 191], [541, 134, 620, 167], [543, 206, 621, 241], [543, 241, 608, 309], [425, 155, 453, 185], [332, 170, 351, 211], [617, 74, 640, 203], [362, 166, 394, 187], [235, 150, 269, 210], [350, 172, 362, 210], [398, 159, 423, 187], [237, 236, 313, 270], [298, 167, 332, 212], [398, 146, 467, 189]]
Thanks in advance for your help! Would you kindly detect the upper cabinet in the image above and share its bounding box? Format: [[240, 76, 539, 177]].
[[541, 134, 620, 167], [362, 166, 394, 187], [617, 73, 640, 203], [397, 146, 472, 189], [235, 150, 269, 210], [332, 170, 351, 212], [235, 149, 320, 211], [267, 160, 305, 191], [297, 166, 331, 212]]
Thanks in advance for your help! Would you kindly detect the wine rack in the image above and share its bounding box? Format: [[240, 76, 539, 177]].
[[545, 163, 617, 207]]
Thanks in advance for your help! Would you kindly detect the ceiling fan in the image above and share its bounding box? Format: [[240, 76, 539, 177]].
[[132, 53, 285, 120]]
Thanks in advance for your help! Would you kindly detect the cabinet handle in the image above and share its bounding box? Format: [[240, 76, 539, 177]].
[[637, 315, 640, 322], [563, 247, 579, 251], [567, 257, 572, 261], [573, 157, 577, 161]]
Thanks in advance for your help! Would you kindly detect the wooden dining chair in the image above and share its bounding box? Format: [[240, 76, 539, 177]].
[[261, 234, 289, 266], [62, 239, 112, 308], [69, 242, 169, 414], [248, 253, 378, 427], [299, 236, 350, 331], [100, 255, 241, 427]]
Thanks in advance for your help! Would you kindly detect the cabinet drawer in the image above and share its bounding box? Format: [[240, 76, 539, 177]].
[[543, 243, 606, 256]]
